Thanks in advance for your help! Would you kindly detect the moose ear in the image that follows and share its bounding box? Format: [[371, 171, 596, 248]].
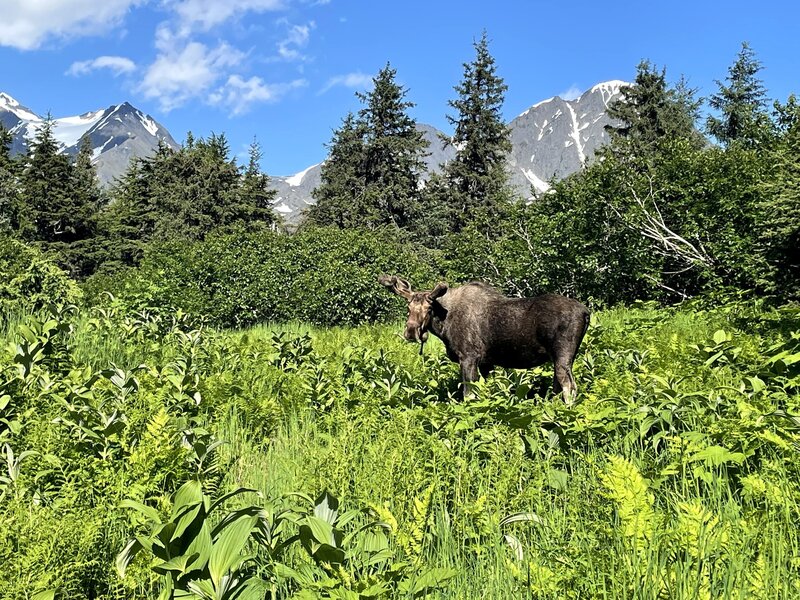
[[429, 282, 448, 301], [378, 274, 413, 300]]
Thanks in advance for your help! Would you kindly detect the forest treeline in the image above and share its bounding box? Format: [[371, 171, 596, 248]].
[[1, 36, 798, 325]]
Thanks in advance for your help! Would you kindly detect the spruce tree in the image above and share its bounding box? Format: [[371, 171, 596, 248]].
[[606, 61, 704, 155], [442, 31, 513, 231], [20, 115, 74, 243], [0, 124, 23, 234], [706, 42, 771, 147], [308, 112, 368, 228], [238, 138, 278, 229], [358, 63, 429, 229], [308, 65, 428, 230], [19, 116, 101, 277], [102, 134, 278, 269]]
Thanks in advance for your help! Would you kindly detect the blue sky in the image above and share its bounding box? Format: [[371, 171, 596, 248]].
[[1, 0, 798, 176]]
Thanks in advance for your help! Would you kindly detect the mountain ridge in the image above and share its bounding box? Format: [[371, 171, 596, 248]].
[[1, 80, 625, 217], [0, 93, 179, 186]]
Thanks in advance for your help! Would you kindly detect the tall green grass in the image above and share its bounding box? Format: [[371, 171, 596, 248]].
[[1, 300, 798, 598]]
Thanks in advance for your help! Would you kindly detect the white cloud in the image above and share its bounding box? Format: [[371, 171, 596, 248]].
[[138, 28, 245, 111], [276, 21, 314, 61], [319, 72, 372, 94], [0, 0, 143, 50], [67, 55, 136, 76], [166, 0, 284, 33], [210, 75, 307, 115], [559, 85, 583, 101]]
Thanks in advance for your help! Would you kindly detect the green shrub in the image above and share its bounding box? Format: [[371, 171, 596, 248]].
[[85, 227, 443, 327], [0, 235, 82, 316]]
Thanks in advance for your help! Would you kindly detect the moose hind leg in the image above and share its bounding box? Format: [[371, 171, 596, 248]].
[[460, 356, 480, 399], [554, 361, 577, 403]]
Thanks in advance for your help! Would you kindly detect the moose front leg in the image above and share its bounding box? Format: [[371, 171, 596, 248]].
[[460, 356, 480, 399]]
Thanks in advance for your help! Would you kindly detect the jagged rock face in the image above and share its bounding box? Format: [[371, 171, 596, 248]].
[[507, 81, 624, 196], [0, 93, 178, 186]]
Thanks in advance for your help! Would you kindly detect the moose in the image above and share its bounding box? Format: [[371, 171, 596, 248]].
[[379, 275, 590, 400]]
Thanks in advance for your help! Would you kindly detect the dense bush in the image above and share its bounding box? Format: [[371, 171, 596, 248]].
[[84, 226, 443, 327], [0, 235, 82, 315], [2, 299, 799, 597]]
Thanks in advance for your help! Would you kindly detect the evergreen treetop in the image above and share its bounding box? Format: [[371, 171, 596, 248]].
[[706, 42, 771, 147]]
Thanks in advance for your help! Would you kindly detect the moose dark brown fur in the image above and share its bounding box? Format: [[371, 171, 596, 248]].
[[379, 275, 590, 400]]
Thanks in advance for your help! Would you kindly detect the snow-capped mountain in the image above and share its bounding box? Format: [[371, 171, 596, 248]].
[[1, 80, 625, 216], [0, 92, 178, 186], [269, 80, 625, 222]]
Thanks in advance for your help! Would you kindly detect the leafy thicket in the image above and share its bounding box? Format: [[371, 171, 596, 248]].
[[0, 235, 82, 315], [84, 226, 442, 328], [1, 298, 799, 598]]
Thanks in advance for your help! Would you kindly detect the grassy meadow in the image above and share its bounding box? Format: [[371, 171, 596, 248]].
[[1, 298, 799, 599]]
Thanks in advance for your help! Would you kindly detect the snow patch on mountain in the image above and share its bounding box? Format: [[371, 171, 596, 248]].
[[0, 92, 39, 121], [285, 162, 319, 187]]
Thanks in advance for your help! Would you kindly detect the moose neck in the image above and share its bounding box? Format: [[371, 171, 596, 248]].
[[428, 302, 447, 339]]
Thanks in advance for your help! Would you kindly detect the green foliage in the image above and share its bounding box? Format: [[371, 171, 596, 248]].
[[606, 60, 705, 155], [706, 42, 773, 148], [0, 236, 82, 315], [99, 134, 277, 273], [18, 119, 103, 278], [117, 480, 273, 600], [1, 298, 800, 597], [440, 31, 515, 232], [758, 94, 800, 298], [86, 226, 442, 327]]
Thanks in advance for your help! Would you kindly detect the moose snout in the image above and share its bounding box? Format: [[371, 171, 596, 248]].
[[403, 325, 428, 343]]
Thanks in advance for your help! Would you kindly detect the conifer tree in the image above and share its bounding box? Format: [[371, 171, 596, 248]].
[[442, 31, 513, 231], [239, 138, 278, 228], [359, 63, 429, 229], [308, 112, 368, 227], [706, 42, 771, 147], [308, 65, 428, 230], [0, 124, 23, 234], [606, 61, 704, 154], [20, 115, 74, 243], [102, 134, 277, 268], [19, 116, 101, 277]]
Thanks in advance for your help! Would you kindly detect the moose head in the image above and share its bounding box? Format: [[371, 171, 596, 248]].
[[378, 275, 448, 345]]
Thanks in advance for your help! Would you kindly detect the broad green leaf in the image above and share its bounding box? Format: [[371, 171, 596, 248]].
[[313, 490, 339, 524], [172, 503, 203, 541], [208, 513, 257, 589], [305, 515, 335, 545], [689, 445, 745, 466], [152, 552, 200, 576], [116, 538, 143, 578], [185, 521, 213, 572], [499, 512, 544, 526], [32, 590, 56, 600], [173, 480, 204, 515], [398, 567, 458, 595], [547, 468, 569, 491]]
